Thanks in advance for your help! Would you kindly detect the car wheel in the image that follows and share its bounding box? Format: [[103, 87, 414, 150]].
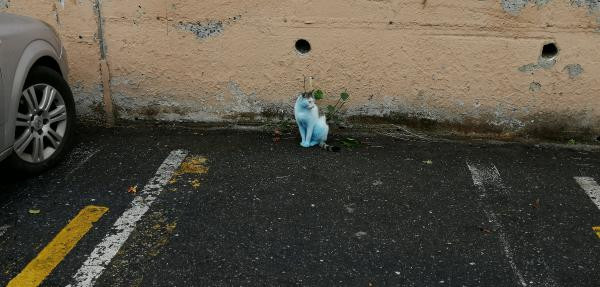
[[8, 66, 76, 174]]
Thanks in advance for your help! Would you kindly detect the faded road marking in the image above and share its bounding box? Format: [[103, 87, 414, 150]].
[[67, 149, 188, 287], [574, 177, 600, 210], [7, 206, 108, 287], [467, 162, 527, 287], [593, 227, 600, 239], [575, 177, 600, 240], [467, 162, 506, 194], [64, 147, 101, 180]]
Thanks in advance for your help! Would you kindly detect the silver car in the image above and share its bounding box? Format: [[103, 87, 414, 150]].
[[0, 13, 75, 173]]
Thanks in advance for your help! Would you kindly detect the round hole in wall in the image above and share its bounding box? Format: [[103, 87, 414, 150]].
[[541, 43, 558, 59], [295, 39, 311, 54]]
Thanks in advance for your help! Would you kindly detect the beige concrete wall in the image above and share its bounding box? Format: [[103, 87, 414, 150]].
[[2, 0, 600, 139]]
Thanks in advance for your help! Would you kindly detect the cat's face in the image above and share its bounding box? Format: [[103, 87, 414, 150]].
[[300, 95, 316, 110]]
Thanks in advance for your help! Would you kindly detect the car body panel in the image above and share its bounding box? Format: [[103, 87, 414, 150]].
[[0, 58, 6, 154], [0, 13, 68, 162]]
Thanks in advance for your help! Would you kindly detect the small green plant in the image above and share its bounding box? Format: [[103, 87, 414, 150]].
[[567, 139, 576, 145], [303, 76, 350, 124], [313, 89, 324, 100], [339, 137, 360, 148], [313, 89, 350, 124]]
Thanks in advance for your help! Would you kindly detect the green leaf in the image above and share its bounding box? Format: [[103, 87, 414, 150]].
[[340, 91, 350, 101], [340, 137, 360, 148], [326, 105, 336, 113], [314, 89, 324, 100]]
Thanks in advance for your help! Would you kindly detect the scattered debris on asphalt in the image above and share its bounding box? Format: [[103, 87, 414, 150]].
[[0, 225, 9, 237], [532, 198, 541, 209], [344, 204, 356, 213], [189, 179, 201, 189], [593, 227, 600, 239], [479, 227, 492, 234], [273, 128, 281, 143], [28, 209, 40, 214], [170, 155, 209, 189], [176, 156, 208, 175], [127, 185, 138, 194], [423, 160, 433, 165]]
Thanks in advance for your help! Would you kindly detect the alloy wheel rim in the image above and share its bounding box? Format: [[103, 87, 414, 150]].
[[13, 84, 68, 163]]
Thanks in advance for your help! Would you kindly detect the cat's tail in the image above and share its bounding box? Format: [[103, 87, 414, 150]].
[[319, 142, 340, 152]]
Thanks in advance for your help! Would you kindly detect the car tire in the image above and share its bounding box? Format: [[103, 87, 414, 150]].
[[8, 65, 76, 174]]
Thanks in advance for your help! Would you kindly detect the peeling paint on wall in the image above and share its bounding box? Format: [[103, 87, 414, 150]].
[[501, 0, 528, 15], [529, 82, 542, 92], [571, 0, 600, 13], [178, 21, 223, 39], [571, 0, 600, 30], [71, 81, 105, 122], [564, 64, 584, 78], [177, 16, 241, 40], [227, 81, 263, 114], [518, 63, 538, 73], [133, 4, 145, 25], [518, 56, 556, 73], [536, 0, 553, 5], [501, 0, 551, 15]]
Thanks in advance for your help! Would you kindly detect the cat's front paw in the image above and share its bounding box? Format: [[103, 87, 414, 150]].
[[300, 142, 310, 148]]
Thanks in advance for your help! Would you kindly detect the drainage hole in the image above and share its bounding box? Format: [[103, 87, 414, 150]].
[[596, 135, 600, 142], [295, 39, 311, 54], [541, 43, 558, 59]]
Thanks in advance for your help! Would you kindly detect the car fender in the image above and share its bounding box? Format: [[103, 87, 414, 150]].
[[5, 39, 62, 149]]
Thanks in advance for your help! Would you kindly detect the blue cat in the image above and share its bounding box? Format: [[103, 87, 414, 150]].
[[294, 93, 339, 152]]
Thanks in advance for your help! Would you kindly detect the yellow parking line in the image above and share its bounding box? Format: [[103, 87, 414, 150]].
[[593, 226, 600, 239], [8, 205, 109, 287]]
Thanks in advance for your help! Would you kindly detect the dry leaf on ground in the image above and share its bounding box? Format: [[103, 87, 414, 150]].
[[128, 185, 138, 194]]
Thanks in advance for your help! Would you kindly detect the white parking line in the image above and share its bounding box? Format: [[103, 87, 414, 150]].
[[467, 162, 527, 287], [66, 149, 188, 287], [574, 177, 600, 210]]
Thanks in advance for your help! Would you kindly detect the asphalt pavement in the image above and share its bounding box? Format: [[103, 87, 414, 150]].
[[0, 124, 599, 287]]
